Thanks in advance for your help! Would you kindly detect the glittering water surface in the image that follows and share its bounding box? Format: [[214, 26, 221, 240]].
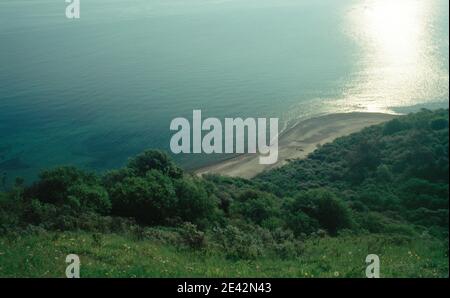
[[0, 0, 448, 182]]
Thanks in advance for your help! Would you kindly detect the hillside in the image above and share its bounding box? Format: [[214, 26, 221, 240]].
[[0, 109, 448, 277]]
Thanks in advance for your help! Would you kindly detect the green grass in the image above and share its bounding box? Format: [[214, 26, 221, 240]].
[[0, 231, 447, 278]]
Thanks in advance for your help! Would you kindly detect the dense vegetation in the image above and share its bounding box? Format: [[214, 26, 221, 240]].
[[0, 109, 448, 277]]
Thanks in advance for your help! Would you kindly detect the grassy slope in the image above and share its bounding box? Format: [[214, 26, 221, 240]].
[[0, 231, 447, 278]]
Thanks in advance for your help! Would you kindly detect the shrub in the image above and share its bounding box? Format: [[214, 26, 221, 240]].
[[127, 150, 183, 178], [273, 239, 304, 259], [0, 192, 22, 233], [292, 189, 353, 235], [213, 225, 263, 260], [67, 184, 111, 214], [286, 212, 319, 236], [25, 167, 111, 215], [142, 227, 183, 245], [109, 170, 177, 225], [233, 190, 281, 225], [383, 118, 408, 135], [21, 199, 58, 228], [270, 227, 305, 258], [174, 178, 218, 226], [179, 222, 206, 249], [27, 167, 94, 204], [430, 118, 448, 130]]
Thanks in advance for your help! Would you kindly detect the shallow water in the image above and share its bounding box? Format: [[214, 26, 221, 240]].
[[0, 0, 448, 183]]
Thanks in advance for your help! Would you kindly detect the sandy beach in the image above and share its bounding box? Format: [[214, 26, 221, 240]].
[[195, 112, 398, 179]]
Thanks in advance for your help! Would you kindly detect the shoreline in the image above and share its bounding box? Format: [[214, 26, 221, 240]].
[[194, 112, 398, 179]]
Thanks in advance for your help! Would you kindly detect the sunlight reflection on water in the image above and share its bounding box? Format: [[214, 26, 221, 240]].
[[338, 0, 448, 113]]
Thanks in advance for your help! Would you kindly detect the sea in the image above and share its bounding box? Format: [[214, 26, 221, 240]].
[[0, 0, 448, 183]]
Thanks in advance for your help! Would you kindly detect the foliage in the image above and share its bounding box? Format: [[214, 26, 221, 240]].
[[108, 170, 177, 225], [25, 166, 111, 215], [255, 109, 449, 237], [0, 109, 448, 277]]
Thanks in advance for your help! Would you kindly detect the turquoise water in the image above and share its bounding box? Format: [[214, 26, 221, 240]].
[[0, 0, 448, 183]]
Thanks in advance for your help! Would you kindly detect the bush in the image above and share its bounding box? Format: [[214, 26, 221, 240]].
[[273, 239, 304, 259], [357, 211, 415, 236], [67, 184, 111, 214], [233, 190, 281, 225], [25, 167, 111, 215], [430, 118, 448, 130], [383, 118, 408, 135], [21, 199, 58, 228], [127, 150, 183, 178], [142, 227, 183, 245], [174, 178, 218, 226], [213, 225, 263, 260], [285, 210, 319, 236], [0, 192, 22, 233], [109, 170, 177, 225], [291, 189, 353, 235], [269, 228, 304, 258], [179, 222, 206, 249]]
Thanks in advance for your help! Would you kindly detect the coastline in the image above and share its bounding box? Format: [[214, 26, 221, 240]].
[[194, 112, 398, 179]]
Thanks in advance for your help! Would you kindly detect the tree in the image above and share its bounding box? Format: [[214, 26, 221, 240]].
[[292, 189, 352, 235], [383, 118, 407, 135], [127, 150, 183, 178], [67, 184, 111, 214], [109, 170, 177, 225], [430, 118, 448, 131], [233, 190, 281, 225], [347, 140, 381, 183], [26, 166, 111, 215], [174, 178, 217, 226]]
